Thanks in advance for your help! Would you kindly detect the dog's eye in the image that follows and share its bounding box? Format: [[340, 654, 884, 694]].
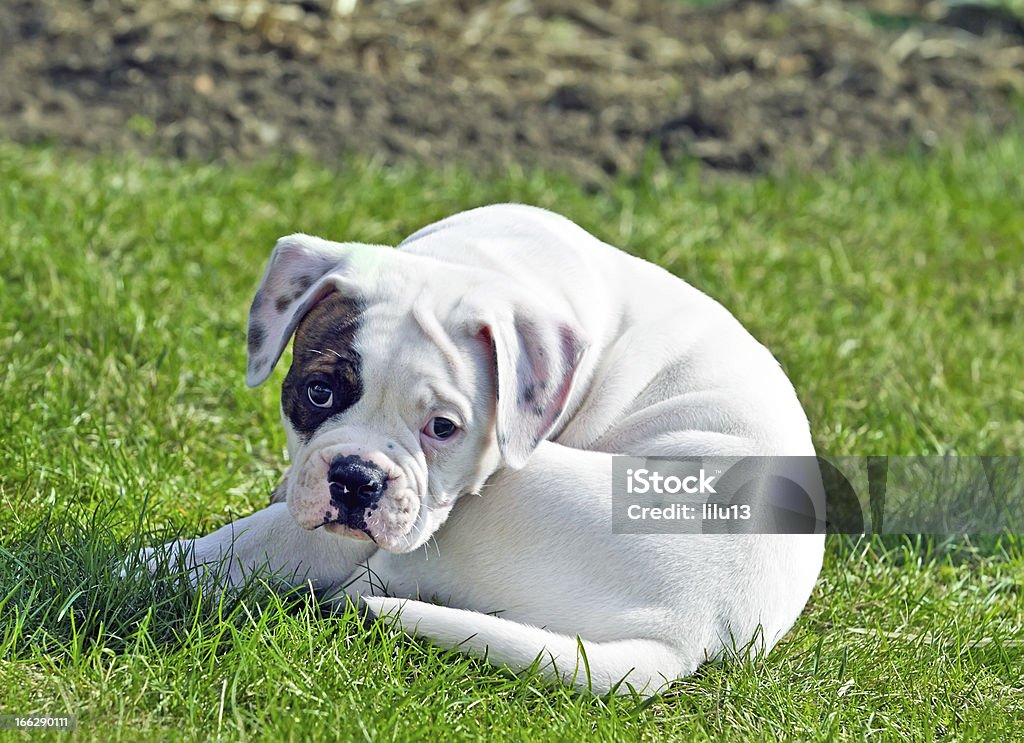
[[306, 381, 334, 408], [428, 417, 458, 440]]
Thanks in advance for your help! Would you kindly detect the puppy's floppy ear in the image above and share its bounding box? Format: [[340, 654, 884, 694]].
[[476, 304, 587, 469], [246, 234, 371, 387]]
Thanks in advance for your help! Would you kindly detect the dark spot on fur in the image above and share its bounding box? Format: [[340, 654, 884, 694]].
[[251, 290, 265, 313], [275, 295, 292, 313], [293, 274, 316, 292], [346, 509, 368, 532], [521, 381, 545, 407], [281, 293, 364, 441], [248, 322, 266, 353]]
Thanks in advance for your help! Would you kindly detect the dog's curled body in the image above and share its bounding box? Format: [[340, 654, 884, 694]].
[[150, 204, 824, 696]]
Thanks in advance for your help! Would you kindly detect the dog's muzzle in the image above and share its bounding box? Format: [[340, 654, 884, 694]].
[[288, 438, 421, 548]]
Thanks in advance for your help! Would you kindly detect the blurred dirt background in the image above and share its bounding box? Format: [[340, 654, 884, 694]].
[[1, 0, 1022, 182]]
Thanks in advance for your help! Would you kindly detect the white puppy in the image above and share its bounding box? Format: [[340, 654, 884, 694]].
[[149, 204, 824, 696]]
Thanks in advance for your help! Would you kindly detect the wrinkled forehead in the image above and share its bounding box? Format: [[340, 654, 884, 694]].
[[357, 291, 478, 391]]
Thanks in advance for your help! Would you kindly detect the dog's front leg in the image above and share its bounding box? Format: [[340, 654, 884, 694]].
[[137, 503, 377, 596]]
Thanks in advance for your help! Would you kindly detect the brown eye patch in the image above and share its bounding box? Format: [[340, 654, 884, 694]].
[[281, 293, 364, 441]]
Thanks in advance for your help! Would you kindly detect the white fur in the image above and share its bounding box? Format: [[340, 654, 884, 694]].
[[145, 204, 825, 696]]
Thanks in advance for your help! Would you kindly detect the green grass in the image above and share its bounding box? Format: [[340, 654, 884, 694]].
[[1, 133, 1023, 740]]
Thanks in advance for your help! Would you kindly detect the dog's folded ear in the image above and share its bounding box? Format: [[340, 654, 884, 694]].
[[475, 302, 587, 469], [246, 235, 380, 387]]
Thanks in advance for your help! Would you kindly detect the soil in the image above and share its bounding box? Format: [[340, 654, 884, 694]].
[[1, 0, 1022, 183]]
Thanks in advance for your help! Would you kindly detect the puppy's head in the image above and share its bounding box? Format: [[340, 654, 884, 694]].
[[247, 233, 585, 553]]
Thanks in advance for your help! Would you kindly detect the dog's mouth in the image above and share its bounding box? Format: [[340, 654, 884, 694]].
[[298, 488, 449, 554], [307, 491, 424, 549], [319, 520, 377, 542]]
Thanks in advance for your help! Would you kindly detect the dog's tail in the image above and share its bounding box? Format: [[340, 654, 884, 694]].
[[362, 596, 699, 696]]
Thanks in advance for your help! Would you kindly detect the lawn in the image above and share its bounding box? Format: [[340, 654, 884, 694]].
[[1, 134, 1022, 740]]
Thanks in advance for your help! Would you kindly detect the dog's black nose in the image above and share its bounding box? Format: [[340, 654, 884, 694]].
[[328, 455, 388, 512]]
